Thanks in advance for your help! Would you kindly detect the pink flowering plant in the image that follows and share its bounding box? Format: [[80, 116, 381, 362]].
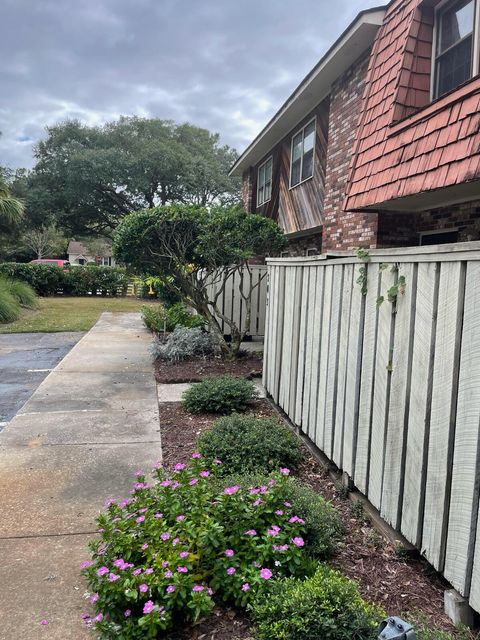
[[81, 456, 310, 638]]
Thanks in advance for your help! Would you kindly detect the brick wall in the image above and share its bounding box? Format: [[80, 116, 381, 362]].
[[242, 168, 254, 212], [284, 232, 323, 256], [322, 50, 375, 251]]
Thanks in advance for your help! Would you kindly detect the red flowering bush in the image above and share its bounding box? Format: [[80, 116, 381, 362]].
[[81, 456, 311, 638]]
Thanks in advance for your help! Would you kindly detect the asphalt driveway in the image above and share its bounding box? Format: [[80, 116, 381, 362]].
[[0, 332, 83, 427]]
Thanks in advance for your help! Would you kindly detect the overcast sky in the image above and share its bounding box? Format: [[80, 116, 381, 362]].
[[0, 0, 381, 169]]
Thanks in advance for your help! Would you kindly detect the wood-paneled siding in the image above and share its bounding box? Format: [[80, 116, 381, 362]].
[[263, 243, 480, 615], [252, 99, 330, 236]]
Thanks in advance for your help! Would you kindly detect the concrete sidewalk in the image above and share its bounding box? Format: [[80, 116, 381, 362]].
[[0, 313, 161, 639]]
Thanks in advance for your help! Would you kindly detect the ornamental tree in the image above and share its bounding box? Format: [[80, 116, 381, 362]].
[[113, 204, 286, 358]]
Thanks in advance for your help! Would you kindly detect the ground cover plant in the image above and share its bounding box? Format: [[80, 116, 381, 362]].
[[152, 326, 217, 363], [249, 564, 384, 640], [198, 413, 302, 475], [81, 458, 313, 638], [0, 275, 37, 323], [183, 376, 256, 414], [142, 302, 205, 334]]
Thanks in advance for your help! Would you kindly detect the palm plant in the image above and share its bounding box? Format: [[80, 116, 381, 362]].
[[0, 175, 24, 227]]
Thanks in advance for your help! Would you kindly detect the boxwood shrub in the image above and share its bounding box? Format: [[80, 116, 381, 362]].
[[183, 377, 257, 414], [0, 262, 64, 295], [198, 414, 302, 474], [249, 564, 384, 640]]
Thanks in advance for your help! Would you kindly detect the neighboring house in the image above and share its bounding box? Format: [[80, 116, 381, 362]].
[[67, 240, 116, 266], [230, 0, 480, 254]]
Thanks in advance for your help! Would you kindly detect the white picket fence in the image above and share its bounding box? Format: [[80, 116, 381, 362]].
[[206, 265, 267, 337], [263, 242, 480, 613]]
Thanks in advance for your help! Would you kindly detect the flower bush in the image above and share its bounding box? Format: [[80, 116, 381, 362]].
[[81, 457, 312, 638], [198, 414, 302, 474], [183, 376, 257, 414]]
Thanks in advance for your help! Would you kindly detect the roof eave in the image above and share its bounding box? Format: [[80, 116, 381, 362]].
[[229, 6, 386, 177]]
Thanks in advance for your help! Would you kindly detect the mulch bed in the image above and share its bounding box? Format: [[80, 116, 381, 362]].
[[154, 352, 263, 384], [159, 399, 466, 637]]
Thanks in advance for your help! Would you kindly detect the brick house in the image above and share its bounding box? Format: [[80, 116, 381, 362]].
[[230, 0, 480, 254]]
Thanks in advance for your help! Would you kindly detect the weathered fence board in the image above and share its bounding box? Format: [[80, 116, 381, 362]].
[[263, 243, 480, 615]]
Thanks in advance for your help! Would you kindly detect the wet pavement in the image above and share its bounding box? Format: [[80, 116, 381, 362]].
[[0, 332, 83, 427]]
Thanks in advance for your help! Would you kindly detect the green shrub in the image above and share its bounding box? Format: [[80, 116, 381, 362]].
[[1, 277, 38, 308], [215, 473, 342, 558], [183, 377, 257, 414], [249, 564, 384, 640], [411, 613, 476, 639], [152, 326, 217, 362], [142, 303, 205, 333], [81, 459, 312, 638], [0, 285, 20, 323], [199, 414, 301, 474], [0, 262, 63, 295]]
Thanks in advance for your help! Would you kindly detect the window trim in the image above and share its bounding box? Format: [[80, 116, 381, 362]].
[[431, 0, 480, 99], [289, 117, 316, 189], [257, 155, 273, 206], [418, 227, 459, 245]]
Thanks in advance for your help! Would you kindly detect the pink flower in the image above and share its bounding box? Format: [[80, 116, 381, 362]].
[[292, 536, 305, 547], [244, 529, 257, 536], [260, 568, 273, 580], [160, 480, 171, 487], [119, 498, 131, 508], [192, 585, 204, 591], [224, 549, 234, 557], [80, 560, 92, 569], [275, 510, 284, 516], [174, 463, 186, 471], [253, 499, 263, 507], [179, 551, 189, 558], [124, 609, 131, 617], [134, 482, 146, 490], [214, 459, 222, 465], [280, 468, 290, 475], [177, 566, 188, 573], [164, 570, 173, 578], [166, 585, 175, 593], [227, 567, 236, 575], [171, 481, 180, 490], [273, 544, 289, 551], [162, 561, 169, 568], [207, 587, 214, 596], [224, 485, 240, 495], [145, 568, 154, 574], [242, 583, 250, 591], [39, 619, 49, 625], [113, 559, 125, 568], [139, 584, 149, 593], [108, 572, 120, 582], [191, 452, 201, 458], [284, 501, 292, 507], [136, 516, 145, 524], [141, 543, 149, 550], [133, 469, 143, 476], [133, 568, 142, 576], [267, 525, 281, 536], [176, 515, 186, 521], [143, 600, 155, 614], [189, 478, 198, 485], [160, 532, 170, 541], [139, 507, 147, 513], [97, 566, 109, 577], [288, 516, 304, 524], [154, 512, 163, 518], [249, 488, 260, 495], [172, 537, 180, 546], [90, 593, 99, 604], [93, 613, 103, 623], [200, 470, 210, 477]]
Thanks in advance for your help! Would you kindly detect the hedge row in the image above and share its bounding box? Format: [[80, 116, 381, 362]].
[[0, 263, 129, 296]]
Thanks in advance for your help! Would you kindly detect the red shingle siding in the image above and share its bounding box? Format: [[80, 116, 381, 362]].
[[345, 0, 480, 212], [322, 50, 377, 251]]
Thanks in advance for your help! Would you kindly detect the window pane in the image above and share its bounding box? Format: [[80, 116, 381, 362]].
[[301, 149, 314, 181], [436, 35, 472, 96], [439, 0, 474, 53], [264, 180, 272, 202], [292, 133, 303, 162], [258, 164, 265, 187], [303, 121, 315, 153], [291, 158, 301, 186], [265, 158, 272, 182], [258, 185, 264, 205]]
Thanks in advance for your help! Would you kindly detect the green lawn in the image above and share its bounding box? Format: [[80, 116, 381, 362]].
[[0, 296, 147, 333]]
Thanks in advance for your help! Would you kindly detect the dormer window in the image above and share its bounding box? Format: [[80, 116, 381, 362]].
[[433, 0, 477, 98], [290, 119, 316, 188], [257, 156, 273, 206]]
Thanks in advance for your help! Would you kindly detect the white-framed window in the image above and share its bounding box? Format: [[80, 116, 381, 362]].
[[305, 247, 320, 256], [101, 257, 112, 266], [257, 156, 273, 206], [433, 0, 479, 99], [290, 118, 316, 188]]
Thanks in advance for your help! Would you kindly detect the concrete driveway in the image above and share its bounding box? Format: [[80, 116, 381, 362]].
[[0, 313, 161, 639], [0, 332, 83, 427]]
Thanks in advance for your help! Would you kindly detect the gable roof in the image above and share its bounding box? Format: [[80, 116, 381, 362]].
[[67, 240, 113, 257], [229, 6, 387, 177]]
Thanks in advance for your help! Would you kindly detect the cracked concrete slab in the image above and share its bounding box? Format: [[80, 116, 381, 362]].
[[0, 312, 161, 638]]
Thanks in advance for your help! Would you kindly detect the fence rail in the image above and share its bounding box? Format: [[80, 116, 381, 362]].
[[206, 265, 267, 337], [263, 242, 480, 613]]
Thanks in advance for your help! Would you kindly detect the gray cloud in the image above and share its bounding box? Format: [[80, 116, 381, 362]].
[[0, 0, 382, 168]]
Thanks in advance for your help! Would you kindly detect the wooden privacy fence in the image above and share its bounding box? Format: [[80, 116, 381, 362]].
[[206, 265, 267, 337], [263, 242, 480, 613]]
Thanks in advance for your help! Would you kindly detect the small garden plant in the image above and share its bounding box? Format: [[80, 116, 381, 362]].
[[81, 457, 313, 637], [151, 326, 217, 363], [142, 303, 205, 334], [198, 414, 302, 474], [249, 564, 384, 640], [183, 376, 257, 414]]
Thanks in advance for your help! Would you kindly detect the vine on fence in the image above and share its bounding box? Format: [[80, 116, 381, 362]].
[[354, 247, 370, 296]]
